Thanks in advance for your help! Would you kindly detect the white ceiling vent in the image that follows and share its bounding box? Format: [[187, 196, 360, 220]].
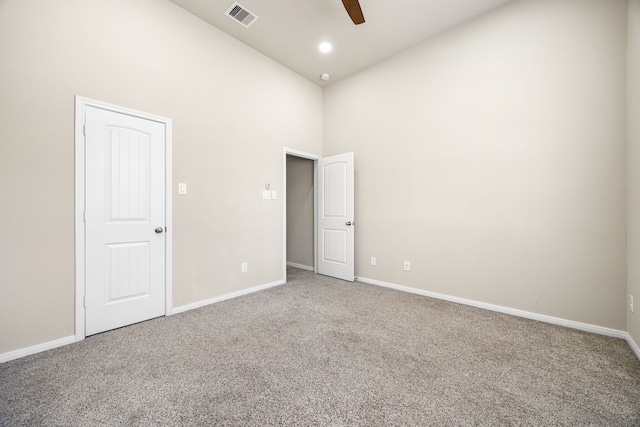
[[225, 2, 258, 28]]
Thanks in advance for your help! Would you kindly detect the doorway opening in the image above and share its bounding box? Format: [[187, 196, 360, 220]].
[[283, 149, 319, 282], [282, 148, 355, 283]]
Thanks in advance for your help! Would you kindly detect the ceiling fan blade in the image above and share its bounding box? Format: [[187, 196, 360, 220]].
[[342, 0, 365, 25]]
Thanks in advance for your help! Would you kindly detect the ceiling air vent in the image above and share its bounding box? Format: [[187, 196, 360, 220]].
[[225, 2, 258, 28]]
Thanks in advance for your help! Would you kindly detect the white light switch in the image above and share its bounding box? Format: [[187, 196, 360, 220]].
[[178, 183, 187, 195], [262, 190, 271, 200], [271, 191, 277, 200]]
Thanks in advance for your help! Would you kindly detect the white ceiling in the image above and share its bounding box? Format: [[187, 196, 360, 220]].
[[168, 0, 512, 86]]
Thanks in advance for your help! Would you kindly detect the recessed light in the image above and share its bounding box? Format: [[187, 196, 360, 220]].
[[321, 73, 331, 81], [319, 42, 332, 53]]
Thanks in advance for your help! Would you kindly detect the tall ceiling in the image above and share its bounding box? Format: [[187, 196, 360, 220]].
[[168, 0, 512, 86]]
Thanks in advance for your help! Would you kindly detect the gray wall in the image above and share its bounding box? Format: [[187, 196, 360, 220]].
[[628, 0, 640, 347], [0, 0, 322, 354], [286, 156, 315, 269], [324, 0, 628, 329]]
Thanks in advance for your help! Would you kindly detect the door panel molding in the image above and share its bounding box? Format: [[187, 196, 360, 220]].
[[75, 96, 172, 342]]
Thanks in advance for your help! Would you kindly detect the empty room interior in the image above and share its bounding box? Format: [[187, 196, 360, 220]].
[[2, 0, 640, 424]]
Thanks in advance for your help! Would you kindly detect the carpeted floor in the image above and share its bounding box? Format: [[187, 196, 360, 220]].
[[1, 268, 640, 426]]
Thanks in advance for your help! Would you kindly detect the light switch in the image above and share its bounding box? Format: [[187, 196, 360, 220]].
[[178, 183, 187, 195], [271, 191, 277, 200], [262, 190, 271, 200]]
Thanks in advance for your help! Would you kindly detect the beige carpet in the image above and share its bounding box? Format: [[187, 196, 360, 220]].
[[1, 268, 639, 426]]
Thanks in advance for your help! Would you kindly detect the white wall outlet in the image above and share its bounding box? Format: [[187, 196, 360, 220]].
[[262, 190, 271, 200], [178, 183, 187, 195], [631, 295, 634, 313], [370, 256, 376, 266], [403, 261, 411, 271], [271, 190, 277, 200], [241, 262, 248, 273]]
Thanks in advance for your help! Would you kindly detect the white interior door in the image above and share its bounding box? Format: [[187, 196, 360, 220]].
[[84, 106, 166, 336], [317, 152, 355, 282]]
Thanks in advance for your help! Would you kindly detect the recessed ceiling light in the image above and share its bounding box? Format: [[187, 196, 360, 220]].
[[319, 42, 332, 53], [321, 73, 331, 81]]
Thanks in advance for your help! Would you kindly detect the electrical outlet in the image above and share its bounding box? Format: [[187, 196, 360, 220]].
[[403, 261, 411, 271], [241, 262, 248, 273], [370, 256, 376, 266], [178, 183, 187, 195], [631, 295, 634, 313]]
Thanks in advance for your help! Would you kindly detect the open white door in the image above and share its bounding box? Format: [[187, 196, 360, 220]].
[[84, 106, 166, 336], [317, 152, 355, 282]]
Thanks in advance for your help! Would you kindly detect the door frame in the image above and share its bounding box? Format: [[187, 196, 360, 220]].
[[74, 96, 173, 342], [282, 148, 320, 280]]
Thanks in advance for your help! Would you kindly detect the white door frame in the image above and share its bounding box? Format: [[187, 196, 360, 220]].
[[75, 96, 173, 341], [282, 148, 320, 280]]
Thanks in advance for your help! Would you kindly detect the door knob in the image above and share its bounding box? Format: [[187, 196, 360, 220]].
[[155, 227, 164, 234], [346, 221, 352, 226]]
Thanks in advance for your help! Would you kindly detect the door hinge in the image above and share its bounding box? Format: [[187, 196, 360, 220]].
[[83, 124, 86, 136], [83, 211, 87, 222], [83, 296, 86, 308]]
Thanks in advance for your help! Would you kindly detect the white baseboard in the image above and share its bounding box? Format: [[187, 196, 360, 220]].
[[627, 333, 640, 361], [171, 279, 286, 315], [356, 276, 628, 339], [2, 280, 286, 363], [286, 262, 314, 271], [0, 335, 76, 364], [4, 280, 637, 364]]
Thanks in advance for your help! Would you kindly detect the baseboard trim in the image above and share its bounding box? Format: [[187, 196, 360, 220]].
[[0, 335, 76, 364], [356, 276, 627, 339], [627, 333, 640, 361], [4, 281, 636, 364], [286, 262, 314, 271], [171, 279, 286, 315]]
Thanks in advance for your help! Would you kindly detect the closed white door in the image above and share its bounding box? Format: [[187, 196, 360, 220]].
[[84, 106, 166, 336], [317, 152, 355, 282]]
